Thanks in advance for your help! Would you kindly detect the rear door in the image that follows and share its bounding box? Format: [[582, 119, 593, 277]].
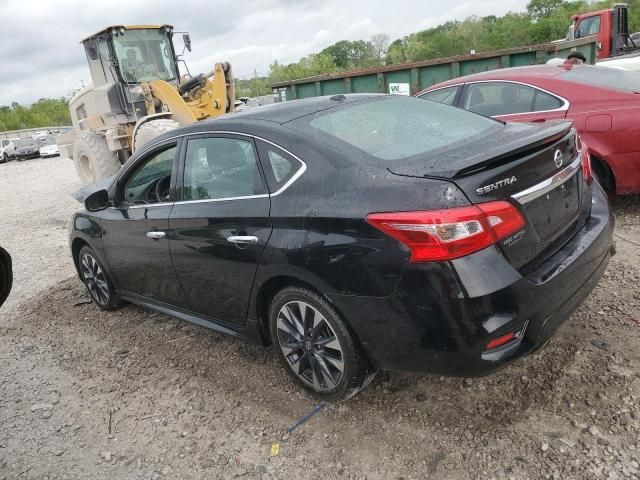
[[169, 134, 271, 326], [460, 81, 568, 123]]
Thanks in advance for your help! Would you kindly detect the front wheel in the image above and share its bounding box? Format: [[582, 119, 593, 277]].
[[73, 132, 121, 185], [78, 246, 121, 311], [269, 287, 376, 401]]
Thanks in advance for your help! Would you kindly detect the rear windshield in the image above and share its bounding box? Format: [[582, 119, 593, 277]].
[[560, 65, 640, 93], [295, 96, 500, 161]]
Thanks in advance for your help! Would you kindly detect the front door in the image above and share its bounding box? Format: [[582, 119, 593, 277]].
[[101, 141, 189, 308], [169, 134, 271, 325]]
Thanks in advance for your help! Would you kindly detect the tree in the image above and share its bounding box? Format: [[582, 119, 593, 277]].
[[370, 33, 390, 63], [527, 0, 568, 20], [0, 98, 71, 132], [320, 40, 377, 69]]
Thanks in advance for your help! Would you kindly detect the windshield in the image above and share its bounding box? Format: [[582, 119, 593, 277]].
[[295, 96, 501, 161], [112, 29, 178, 83], [15, 139, 38, 148], [560, 65, 640, 93]]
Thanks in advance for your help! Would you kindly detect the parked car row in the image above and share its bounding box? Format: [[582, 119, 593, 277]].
[[0, 135, 60, 163], [417, 63, 640, 195], [70, 94, 613, 400]]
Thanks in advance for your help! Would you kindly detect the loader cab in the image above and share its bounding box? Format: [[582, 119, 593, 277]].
[[82, 25, 180, 88]]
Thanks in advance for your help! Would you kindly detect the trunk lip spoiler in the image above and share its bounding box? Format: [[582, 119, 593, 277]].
[[511, 154, 581, 205]]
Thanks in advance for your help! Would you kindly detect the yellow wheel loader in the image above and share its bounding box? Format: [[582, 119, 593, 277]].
[[58, 25, 234, 184]]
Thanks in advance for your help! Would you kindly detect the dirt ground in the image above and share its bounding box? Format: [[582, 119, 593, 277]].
[[0, 156, 639, 480]]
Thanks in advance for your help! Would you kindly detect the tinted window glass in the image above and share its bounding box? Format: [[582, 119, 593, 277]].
[[1, 140, 8, 147], [124, 146, 176, 204], [560, 65, 640, 93], [419, 86, 459, 106], [183, 137, 264, 200], [268, 150, 293, 183], [300, 96, 499, 161], [575, 16, 601, 38], [534, 90, 563, 111], [464, 82, 535, 116]]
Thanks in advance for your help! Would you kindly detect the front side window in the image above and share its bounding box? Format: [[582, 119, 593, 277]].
[[575, 16, 601, 38], [1, 140, 8, 147], [112, 29, 178, 83], [419, 86, 460, 106], [464, 82, 536, 116], [183, 137, 264, 201], [123, 146, 176, 205]]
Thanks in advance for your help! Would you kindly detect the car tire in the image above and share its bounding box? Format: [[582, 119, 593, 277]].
[[78, 246, 122, 311], [1, 153, 7, 163], [73, 132, 121, 185], [134, 119, 181, 151], [269, 286, 377, 401]]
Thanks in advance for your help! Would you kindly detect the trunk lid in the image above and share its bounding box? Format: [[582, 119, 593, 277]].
[[389, 121, 591, 271]]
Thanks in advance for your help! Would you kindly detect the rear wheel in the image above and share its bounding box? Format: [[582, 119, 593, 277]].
[[73, 132, 120, 185], [134, 119, 181, 151], [269, 287, 376, 401], [78, 246, 121, 311], [1, 153, 7, 163]]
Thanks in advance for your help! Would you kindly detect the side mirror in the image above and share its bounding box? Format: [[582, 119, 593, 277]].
[[0, 247, 12, 309], [183, 34, 192, 52], [84, 189, 110, 212]]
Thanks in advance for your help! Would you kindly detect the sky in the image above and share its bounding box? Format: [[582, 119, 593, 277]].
[[0, 0, 529, 105]]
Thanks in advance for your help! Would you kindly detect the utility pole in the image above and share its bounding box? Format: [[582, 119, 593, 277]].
[[253, 69, 258, 99]]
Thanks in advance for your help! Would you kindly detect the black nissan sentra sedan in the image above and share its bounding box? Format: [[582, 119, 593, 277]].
[[69, 94, 614, 400]]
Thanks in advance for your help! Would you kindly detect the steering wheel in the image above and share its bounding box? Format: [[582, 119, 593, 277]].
[[155, 175, 171, 203]]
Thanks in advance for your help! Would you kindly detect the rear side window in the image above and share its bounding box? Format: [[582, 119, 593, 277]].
[[183, 137, 265, 201], [419, 86, 460, 106], [297, 96, 499, 162], [464, 82, 535, 116], [560, 65, 640, 93], [533, 90, 563, 111], [256, 140, 304, 192]]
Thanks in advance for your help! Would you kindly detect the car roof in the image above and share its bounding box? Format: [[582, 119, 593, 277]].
[[142, 94, 387, 150], [216, 93, 383, 124], [448, 64, 573, 83], [419, 65, 596, 95]]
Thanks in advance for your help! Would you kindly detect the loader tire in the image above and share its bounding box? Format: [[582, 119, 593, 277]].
[[73, 132, 120, 185], [134, 119, 181, 151]]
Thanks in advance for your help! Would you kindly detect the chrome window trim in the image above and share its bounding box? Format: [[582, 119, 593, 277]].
[[463, 80, 570, 116], [419, 80, 570, 116], [119, 131, 307, 209], [511, 155, 582, 205]]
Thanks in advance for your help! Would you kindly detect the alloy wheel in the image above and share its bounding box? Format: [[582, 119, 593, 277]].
[[80, 253, 110, 306], [276, 300, 345, 391]]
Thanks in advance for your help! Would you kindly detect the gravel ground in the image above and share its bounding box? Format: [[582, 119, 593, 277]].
[[0, 156, 639, 480]]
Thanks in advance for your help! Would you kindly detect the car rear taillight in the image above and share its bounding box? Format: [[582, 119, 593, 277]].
[[576, 133, 592, 184], [581, 148, 592, 184], [366, 201, 525, 262]]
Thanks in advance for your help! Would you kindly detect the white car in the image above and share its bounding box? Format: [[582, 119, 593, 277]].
[[39, 143, 60, 158], [0, 139, 15, 163]]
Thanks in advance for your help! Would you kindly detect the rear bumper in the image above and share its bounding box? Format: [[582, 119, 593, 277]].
[[15, 152, 39, 160], [329, 182, 614, 376]]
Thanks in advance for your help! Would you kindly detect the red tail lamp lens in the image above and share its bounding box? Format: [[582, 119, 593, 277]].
[[366, 201, 525, 262]]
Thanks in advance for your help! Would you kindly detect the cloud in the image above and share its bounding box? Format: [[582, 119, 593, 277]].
[[0, 0, 528, 105]]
